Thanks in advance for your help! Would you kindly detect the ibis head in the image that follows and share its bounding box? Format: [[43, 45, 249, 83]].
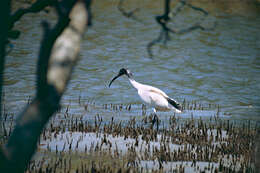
[[109, 68, 133, 87]]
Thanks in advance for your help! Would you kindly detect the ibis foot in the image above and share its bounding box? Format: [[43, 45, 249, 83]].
[[152, 113, 159, 131]]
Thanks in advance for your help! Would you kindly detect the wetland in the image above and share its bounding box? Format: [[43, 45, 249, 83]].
[[1, 0, 260, 172]]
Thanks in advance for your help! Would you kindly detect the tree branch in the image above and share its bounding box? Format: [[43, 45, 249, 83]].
[[0, 1, 11, 134], [8, 0, 55, 31], [147, 29, 165, 59], [117, 0, 142, 23], [6, 0, 56, 55], [0, 0, 88, 172], [147, 0, 216, 59]]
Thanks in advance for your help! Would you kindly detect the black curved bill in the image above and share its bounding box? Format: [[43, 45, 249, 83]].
[[109, 74, 121, 87]]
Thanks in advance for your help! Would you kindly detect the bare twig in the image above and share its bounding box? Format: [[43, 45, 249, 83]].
[[8, 0, 55, 31], [7, 0, 92, 56], [118, 0, 142, 23], [0, 0, 88, 172], [6, 0, 56, 56], [147, 0, 216, 58], [147, 0, 171, 59], [182, 1, 208, 16], [147, 29, 165, 59]]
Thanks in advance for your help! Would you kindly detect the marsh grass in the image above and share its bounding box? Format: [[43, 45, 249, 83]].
[[1, 99, 259, 172]]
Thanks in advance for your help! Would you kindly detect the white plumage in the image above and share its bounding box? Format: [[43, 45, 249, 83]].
[[109, 68, 182, 114]]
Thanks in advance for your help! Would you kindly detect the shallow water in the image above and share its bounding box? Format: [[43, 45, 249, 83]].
[[3, 0, 260, 121]]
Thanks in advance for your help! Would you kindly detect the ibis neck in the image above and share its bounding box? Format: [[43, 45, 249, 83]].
[[128, 78, 143, 90]]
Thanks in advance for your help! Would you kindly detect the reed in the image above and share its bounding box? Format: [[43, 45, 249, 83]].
[[1, 100, 259, 172]]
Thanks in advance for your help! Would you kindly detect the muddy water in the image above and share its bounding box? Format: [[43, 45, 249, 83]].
[[3, 0, 260, 121]]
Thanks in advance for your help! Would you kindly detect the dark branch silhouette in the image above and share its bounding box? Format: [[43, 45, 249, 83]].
[[147, 29, 166, 59], [8, 0, 55, 40], [117, 0, 142, 23], [147, 0, 217, 58], [0, 0, 11, 135], [6, 0, 92, 55], [8, 0, 54, 28], [0, 0, 88, 172]]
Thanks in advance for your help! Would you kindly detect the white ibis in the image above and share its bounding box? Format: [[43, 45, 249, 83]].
[[109, 68, 182, 114]]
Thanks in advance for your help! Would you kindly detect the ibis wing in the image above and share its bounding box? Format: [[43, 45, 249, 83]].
[[147, 87, 181, 111], [148, 87, 168, 98], [166, 97, 181, 111]]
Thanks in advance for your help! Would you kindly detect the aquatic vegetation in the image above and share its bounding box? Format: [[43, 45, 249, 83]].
[[1, 100, 259, 172]]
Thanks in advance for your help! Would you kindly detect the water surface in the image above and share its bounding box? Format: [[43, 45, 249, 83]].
[[3, 0, 260, 121]]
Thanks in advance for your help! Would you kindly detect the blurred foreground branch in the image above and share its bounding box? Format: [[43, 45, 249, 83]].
[[0, 1, 11, 134], [7, 0, 92, 53], [0, 0, 88, 172], [8, 0, 55, 40]]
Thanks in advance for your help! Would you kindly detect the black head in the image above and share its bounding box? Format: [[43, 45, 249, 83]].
[[118, 68, 133, 77], [118, 68, 127, 76], [109, 68, 133, 87]]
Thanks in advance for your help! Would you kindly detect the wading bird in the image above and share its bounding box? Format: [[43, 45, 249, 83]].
[[109, 68, 182, 114]]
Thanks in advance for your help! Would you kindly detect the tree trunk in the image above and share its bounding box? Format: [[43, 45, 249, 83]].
[[0, 0, 88, 172]]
